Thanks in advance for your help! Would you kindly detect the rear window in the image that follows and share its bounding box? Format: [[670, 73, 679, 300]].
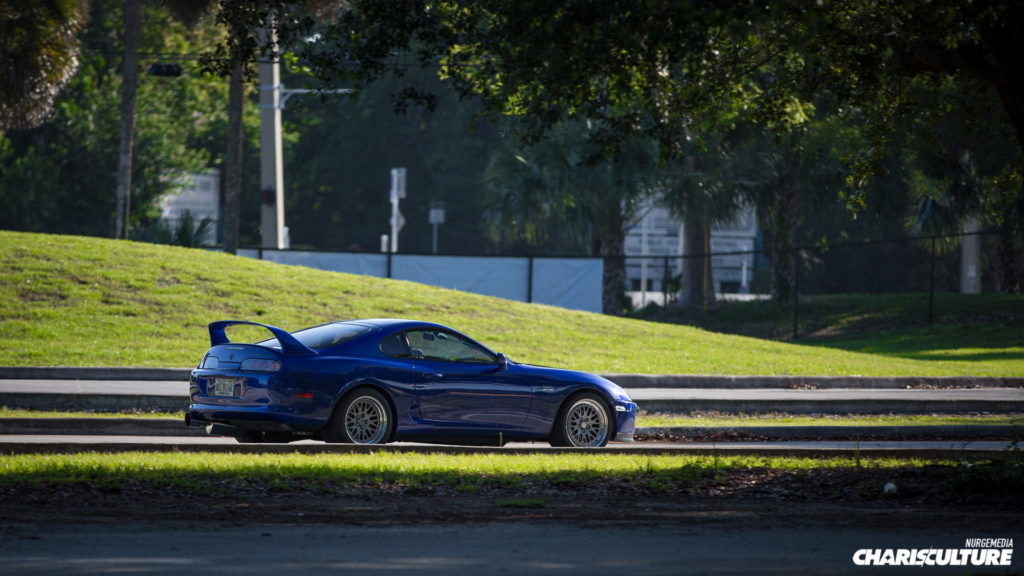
[[259, 322, 371, 351]]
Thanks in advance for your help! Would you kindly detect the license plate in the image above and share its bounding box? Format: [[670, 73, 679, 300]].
[[212, 378, 239, 397]]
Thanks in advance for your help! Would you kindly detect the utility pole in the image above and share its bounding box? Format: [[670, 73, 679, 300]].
[[257, 21, 351, 249], [114, 0, 141, 239], [258, 22, 285, 249]]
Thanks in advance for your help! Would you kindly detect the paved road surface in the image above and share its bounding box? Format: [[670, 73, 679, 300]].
[[1, 519, 1019, 575], [0, 379, 185, 395]]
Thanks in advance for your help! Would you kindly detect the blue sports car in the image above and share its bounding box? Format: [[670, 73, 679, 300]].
[[186, 319, 636, 447]]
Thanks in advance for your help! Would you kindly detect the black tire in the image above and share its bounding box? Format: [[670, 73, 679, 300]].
[[324, 388, 394, 444], [549, 392, 612, 448]]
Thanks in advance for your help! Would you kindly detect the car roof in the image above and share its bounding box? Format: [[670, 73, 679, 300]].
[[340, 318, 448, 332]]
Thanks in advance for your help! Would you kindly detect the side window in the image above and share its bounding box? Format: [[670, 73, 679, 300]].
[[405, 330, 495, 364], [379, 333, 411, 358]]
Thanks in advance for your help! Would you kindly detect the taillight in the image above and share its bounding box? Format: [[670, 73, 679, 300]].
[[201, 355, 219, 369], [240, 358, 281, 372]]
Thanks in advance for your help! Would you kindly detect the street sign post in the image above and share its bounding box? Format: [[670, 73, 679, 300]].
[[429, 201, 445, 254], [389, 168, 406, 252]]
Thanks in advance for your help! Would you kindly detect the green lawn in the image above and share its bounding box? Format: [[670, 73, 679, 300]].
[[1, 230, 1022, 376], [629, 293, 1024, 367], [0, 451, 955, 490]]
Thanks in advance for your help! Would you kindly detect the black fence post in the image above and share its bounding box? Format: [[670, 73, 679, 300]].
[[386, 247, 393, 279], [792, 249, 800, 339], [928, 236, 935, 326], [527, 256, 534, 303], [662, 255, 669, 318]]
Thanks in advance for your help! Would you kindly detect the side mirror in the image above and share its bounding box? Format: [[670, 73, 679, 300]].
[[497, 353, 509, 370]]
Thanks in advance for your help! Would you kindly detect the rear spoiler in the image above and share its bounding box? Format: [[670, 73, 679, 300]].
[[208, 321, 316, 356]]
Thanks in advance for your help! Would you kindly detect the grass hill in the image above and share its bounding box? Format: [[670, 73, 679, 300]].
[[1, 230, 1021, 376]]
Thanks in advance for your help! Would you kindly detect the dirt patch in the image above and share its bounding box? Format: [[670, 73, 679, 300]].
[[1, 467, 1019, 529]]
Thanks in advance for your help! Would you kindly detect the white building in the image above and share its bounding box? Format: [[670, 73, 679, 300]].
[[158, 171, 220, 244], [624, 202, 759, 302]]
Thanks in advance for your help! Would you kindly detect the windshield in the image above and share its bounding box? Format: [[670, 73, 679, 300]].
[[258, 322, 371, 351]]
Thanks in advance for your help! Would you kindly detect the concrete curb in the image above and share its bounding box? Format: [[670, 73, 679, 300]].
[[635, 425, 1023, 440], [1, 418, 1019, 441], [0, 418, 205, 437], [603, 374, 1024, 389], [2, 367, 1022, 389], [634, 397, 1024, 415], [0, 439, 1016, 459], [0, 393, 187, 413]]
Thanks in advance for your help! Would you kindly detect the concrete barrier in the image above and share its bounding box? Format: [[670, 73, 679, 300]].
[[0, 438, 1016, 459], [1, 417, 1017, 441], [603, 374, 1024, 389], [0, 392, 186, 413]]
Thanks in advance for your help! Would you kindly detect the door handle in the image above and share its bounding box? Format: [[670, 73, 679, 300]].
[[422, 372, 443, 380]]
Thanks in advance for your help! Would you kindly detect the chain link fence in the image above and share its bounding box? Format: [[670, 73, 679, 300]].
[[620, 231, 1016, 336]]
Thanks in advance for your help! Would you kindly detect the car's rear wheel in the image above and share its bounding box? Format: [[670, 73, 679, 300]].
[[325, 388, 393, 444], [550, 393, 611, 448]]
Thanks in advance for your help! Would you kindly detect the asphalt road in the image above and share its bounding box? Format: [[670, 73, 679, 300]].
[[1, 516, 1020, 575], [3, 379, 1023, 413]]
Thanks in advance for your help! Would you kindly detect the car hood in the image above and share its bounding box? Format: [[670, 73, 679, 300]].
[[514, 363, 633, 403]]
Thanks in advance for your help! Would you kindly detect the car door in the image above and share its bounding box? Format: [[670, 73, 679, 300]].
[[406, 329, 532, 434]]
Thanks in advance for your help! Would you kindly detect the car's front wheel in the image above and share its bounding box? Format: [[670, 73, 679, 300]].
[[550, 393, 612, 448], [325, 388, 394, 444]]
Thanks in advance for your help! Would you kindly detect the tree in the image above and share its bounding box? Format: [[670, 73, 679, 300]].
[[301, 2, 1023, 293], [306, 1, 1024, 162], [114, 0, 141, 239], [659, 142, 743, 308], [283, 66, 500, 253], [483, 121, 659, 314], [115, 0, 217, 240], [0, 0, 89, 130], [0, 0, 225, 237], [901, 79, 1024, 292], [200, 0, 336, 254]]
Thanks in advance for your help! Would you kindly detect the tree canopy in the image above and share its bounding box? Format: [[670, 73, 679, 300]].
[[0, 0, 89, 130], [304, 1, 1024, 172]]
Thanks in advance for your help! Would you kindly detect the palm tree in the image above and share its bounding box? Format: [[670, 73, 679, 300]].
[[660, 149, 742, 308], [114, 0, 141, 239], [484, 121, 659, 315], [0, 0, 89, 130]]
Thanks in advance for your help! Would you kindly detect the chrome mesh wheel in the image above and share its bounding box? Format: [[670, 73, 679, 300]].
[[344, 394, 389, 444], [563, 397, 609, 447]]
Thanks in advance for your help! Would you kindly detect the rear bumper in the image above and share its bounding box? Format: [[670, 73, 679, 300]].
[[187, 403, 323, 435]]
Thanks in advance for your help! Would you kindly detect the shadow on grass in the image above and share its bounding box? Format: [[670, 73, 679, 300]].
[[895, 350, 1024, 362]]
